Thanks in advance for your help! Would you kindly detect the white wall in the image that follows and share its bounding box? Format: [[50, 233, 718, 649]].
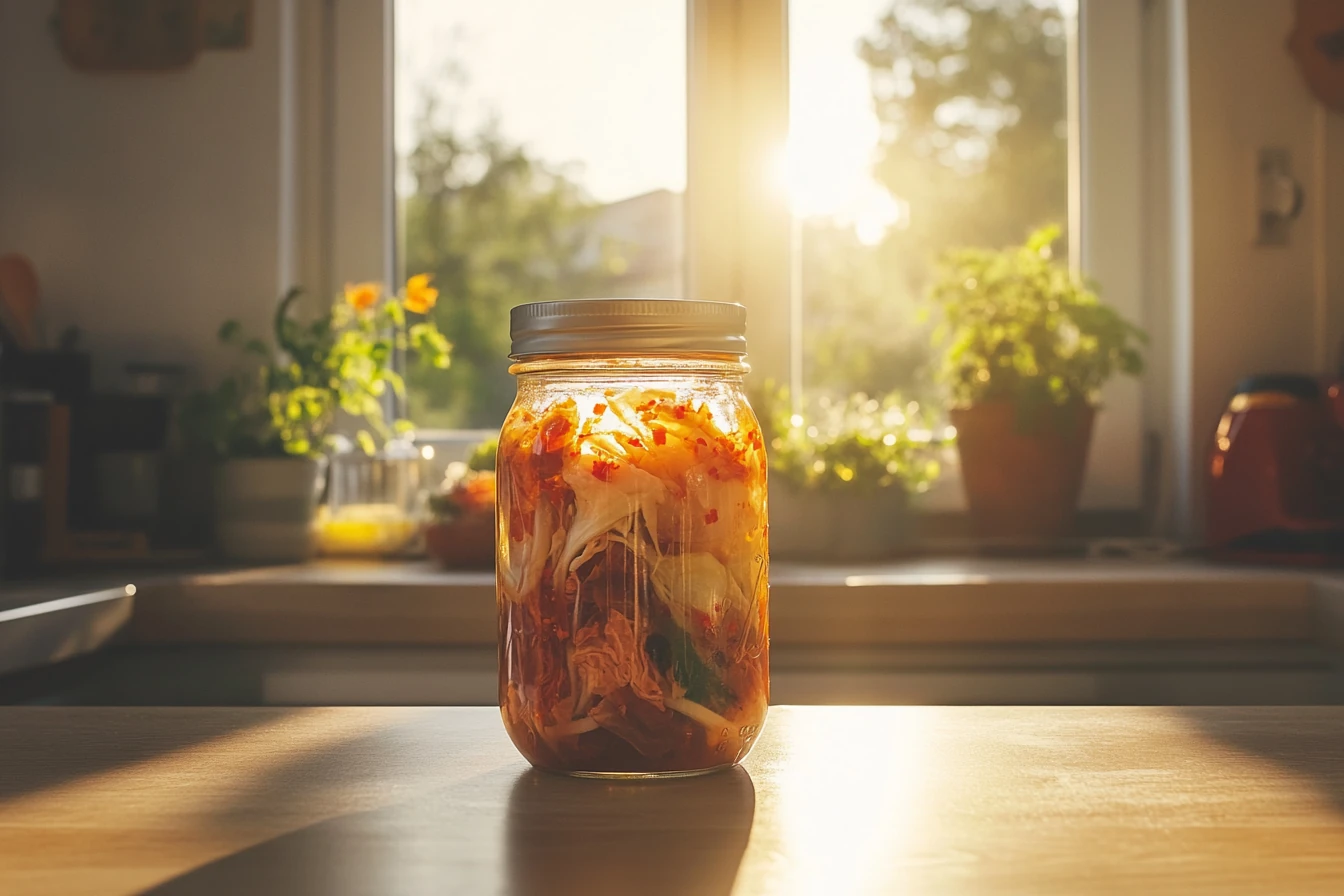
[[0, 1, 288, 388], [1177, 0, 1344, 535]]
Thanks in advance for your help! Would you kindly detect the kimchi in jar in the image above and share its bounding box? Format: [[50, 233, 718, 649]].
[[497, 299, 769, 777]]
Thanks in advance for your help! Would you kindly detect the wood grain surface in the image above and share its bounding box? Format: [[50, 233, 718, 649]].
[[2, 706, 1344, 894]]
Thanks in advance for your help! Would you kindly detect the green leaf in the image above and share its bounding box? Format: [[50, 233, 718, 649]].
[[926, 224, 1145, 411], [467, 438, 497, 472], [356, 430, 377, 455], [650, 615, 734, 713]]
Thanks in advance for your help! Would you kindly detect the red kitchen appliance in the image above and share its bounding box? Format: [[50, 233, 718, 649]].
[[1206, 373, 1344, 564]]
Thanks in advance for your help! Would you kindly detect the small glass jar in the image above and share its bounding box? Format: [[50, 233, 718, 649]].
[[317, 443, 426, 557], [497, 299, 769, 777]]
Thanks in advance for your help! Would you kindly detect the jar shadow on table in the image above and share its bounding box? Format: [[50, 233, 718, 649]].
[[506, 767, 757, 896]]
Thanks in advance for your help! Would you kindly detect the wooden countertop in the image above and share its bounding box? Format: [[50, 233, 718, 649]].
[[3, 706, 1344, 894]]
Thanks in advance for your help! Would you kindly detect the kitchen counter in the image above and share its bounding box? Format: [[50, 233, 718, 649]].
[[7, 559, 1344, 706], [8, 559, 1344, 653], [3, 706, 1344, 894], [125, 558, 1336, 646]]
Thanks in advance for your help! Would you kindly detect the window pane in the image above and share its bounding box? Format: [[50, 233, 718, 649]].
[[395, 0, 687, 429], [787, 0, 1072, 405]]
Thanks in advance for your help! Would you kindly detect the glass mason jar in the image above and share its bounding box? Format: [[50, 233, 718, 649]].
[[497, 299, 769, 777], [317, 443, 426, 557]]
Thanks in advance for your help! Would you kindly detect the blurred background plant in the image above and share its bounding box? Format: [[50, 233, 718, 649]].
[[181, 277, 452, 458], [926, 224, 1146, 426], [759, 383, 943, 493], [429, 436, 496, 520], [463, 436, 498, 472], [425, 435, 497, 569]]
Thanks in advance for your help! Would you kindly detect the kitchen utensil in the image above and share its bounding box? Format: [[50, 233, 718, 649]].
[[0, 254, 42, 350]]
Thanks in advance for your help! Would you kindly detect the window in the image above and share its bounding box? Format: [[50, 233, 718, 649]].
[[393, 0, 687, 430], [786, 0, 1072, 409], [339, 0, 1142, 506]]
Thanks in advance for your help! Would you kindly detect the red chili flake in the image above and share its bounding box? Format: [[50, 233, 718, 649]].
[[651, 426, 667, 446], [591, 459, 619, 481], [696, 437, 707, 446], [704, 508, 719, 524], [537, 415, 573, 454], [593, 402, 607, 415], [674, 405, 687, 419], [627, 437, 643, 448], [708, 467, 720, 479]]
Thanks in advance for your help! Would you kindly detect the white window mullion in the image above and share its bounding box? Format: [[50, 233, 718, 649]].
[[1078, 0, 1145, 510], [329, 0, 395, 290], [686, 0, 791, 387]]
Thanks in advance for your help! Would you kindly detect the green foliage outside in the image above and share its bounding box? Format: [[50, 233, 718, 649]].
[[400, 90, 628, 429], [802, 0, 1072, 403], [398, 0, 1086, 432]]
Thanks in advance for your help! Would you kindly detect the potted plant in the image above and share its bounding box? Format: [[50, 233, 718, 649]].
[[424, 437, 497, 570], [927, 225, 1145, 539], [182, 276, 451, 562], [762, 386, 942, 561]]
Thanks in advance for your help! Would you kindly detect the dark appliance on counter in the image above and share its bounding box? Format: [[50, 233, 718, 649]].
[[1206, 373, 1344, 564], [1, 349, 88, 578], [0, 391, 54, 578], [0, 349, 188, 574]]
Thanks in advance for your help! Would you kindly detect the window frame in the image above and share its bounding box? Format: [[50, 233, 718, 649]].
[[323, 0, 1150, 502]]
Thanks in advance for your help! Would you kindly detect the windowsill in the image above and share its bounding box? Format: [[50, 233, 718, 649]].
[[7, 558, 1344, 700], [112, 557, 1344, 651]]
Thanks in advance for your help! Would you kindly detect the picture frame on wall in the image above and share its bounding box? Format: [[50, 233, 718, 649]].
[[56, 0, 199, 72], [1288, 0, 1344, 112], [198, 0, 252, 51]]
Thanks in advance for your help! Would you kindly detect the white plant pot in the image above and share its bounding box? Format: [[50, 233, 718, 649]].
[[214, 457, 323, 563], [769, 483, 913, 562]]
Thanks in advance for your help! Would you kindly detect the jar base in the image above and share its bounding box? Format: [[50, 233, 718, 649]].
[[553, 764, 735, 781]]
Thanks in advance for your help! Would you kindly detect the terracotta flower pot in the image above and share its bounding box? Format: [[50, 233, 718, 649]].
[[950, 402, 1095, 540], [425, 514, 495, 570], [768, 483, 914, 561]]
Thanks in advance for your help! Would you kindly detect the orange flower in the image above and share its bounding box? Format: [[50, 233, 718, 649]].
[[345, 281, 381, 312], [404, 273, 439, 314]]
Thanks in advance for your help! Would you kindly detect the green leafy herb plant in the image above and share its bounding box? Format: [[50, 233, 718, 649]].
[[181, 276, 451, 458], [926, 225, 1145, 430], [760, 384, 942, 494]]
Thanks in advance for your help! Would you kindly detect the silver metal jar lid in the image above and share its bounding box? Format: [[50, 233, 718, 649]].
[[509, 298, 747, 359]]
